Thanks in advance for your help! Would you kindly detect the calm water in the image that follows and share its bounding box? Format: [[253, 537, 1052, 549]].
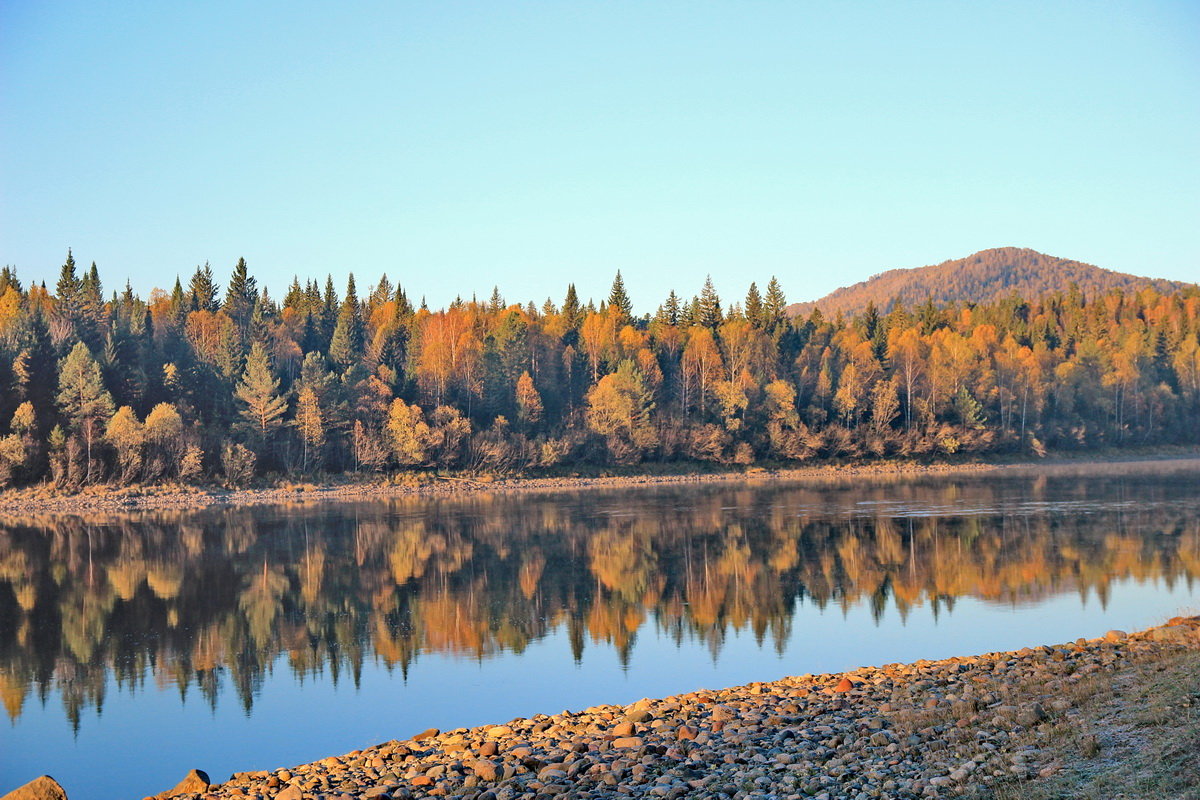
[[3, 461, 1200, 799]]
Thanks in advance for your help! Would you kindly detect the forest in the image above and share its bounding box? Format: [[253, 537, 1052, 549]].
[[0, 251, 1199, 488]]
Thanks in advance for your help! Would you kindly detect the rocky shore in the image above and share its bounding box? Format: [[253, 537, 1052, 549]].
[[12, 617, 1198, 800]]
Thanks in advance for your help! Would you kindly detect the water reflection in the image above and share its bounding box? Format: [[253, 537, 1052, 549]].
[[1, 467, 1199, 731]]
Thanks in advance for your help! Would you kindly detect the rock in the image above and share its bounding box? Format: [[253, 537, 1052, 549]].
[[1104, 630, 1128, 642], [611, 736, 644, 749], [472, 760, 500, 782], [1148, 625, 1192, 643], [612, 721, 637, 737], [1, 776, 68, 800], [157, 769, 210, 798], [275, 787, 302, 800], [477, 740, 499, 757], [832, 677, 854, 693], [486, 725, 513, 738], [411, 728, 440, 741], [1017, 702, 1049, 726]]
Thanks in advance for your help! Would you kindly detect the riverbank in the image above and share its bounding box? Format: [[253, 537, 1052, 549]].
[[92, 616, 1194, 800], [2, 447, 1198, 515]]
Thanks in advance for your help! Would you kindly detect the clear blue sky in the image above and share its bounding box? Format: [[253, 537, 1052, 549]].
[[2, 1, 1197, 312]]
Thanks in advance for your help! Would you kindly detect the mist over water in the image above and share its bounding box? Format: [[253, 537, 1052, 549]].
[[2, 461, 1199, 798]]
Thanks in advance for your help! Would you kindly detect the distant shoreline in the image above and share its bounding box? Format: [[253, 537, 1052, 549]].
[[2, 446, 1198, 516]]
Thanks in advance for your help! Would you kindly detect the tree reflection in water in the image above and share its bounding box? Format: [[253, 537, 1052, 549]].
[[1, 468, 1198, 729]]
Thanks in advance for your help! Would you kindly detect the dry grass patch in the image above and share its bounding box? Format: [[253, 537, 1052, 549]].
[[980, 648, 1200, 800]]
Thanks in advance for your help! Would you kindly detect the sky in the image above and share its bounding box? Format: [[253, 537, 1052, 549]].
[[2, 1, 1197, 313]]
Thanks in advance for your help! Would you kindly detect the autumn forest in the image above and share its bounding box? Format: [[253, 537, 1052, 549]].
[[1, 252, 1199, 489]]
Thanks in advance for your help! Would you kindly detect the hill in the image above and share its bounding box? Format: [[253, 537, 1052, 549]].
[[787, 247, 1194, 318]]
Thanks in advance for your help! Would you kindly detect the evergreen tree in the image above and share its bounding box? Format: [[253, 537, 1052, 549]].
[[745, 282, 765, 328], [223, 258, 257, 326], [562, 284, 582, 330], [235, 342, 288, 443], [55, 249, 80, 305], [328, 275, 365, 370], [190, 263, 220, 312], [56, 341, 115, 481], [764, 277, 787, 328], [696, 276, 723, 328], [608, 271, 633, 319]]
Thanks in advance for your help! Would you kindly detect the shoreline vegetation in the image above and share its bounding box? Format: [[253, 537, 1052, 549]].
[[2, 256, 1200, 503], [12, 619, 1200, 800], [2, 447, 1199, 515]]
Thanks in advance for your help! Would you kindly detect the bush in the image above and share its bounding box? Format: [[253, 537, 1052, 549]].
[[221, 442, 257, 487]]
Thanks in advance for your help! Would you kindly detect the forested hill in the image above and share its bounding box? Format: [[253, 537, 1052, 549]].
[[788, 248, 1194, 318]]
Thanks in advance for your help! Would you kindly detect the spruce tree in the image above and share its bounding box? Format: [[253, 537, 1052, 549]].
[[745, 282, 765, 328], [56, 249, 80, 305], [562, 284, 582, 330], [764, 277, 787, 329], [608, 271, 633, 319], [190, 263, 220, 312], [696, 276, 723, 328], [223, 257, 257, 325]]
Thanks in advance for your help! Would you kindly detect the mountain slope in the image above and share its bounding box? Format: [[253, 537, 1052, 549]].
[[788, 247, 1194, 318]]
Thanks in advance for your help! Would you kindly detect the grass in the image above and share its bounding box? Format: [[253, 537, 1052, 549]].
[[979, 648, 1200, 800]]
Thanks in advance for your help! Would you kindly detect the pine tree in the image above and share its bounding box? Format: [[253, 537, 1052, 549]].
[[294, 387, 325, 471], [608, 271, 633, 319], [56, 341, 115, 482], [235, 342, 288, 442]]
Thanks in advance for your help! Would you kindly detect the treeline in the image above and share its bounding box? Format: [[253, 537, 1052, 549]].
[[1, 252, 1199, 487]]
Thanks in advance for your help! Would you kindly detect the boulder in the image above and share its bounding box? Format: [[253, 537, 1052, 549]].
[[1148, 625, 1193, 643], [157, 769, 210, 798], [1, 776, 68, 800], [832, 677, 854, 693], [410, 728, 440, 741]]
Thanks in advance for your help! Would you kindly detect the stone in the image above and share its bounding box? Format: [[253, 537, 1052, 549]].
[[472, 760, 500, 782], [1148, 625, 1192, 643], [1, 776, 68, 800], [832, 677, 854, 693], [1017, 702, 1049, 726], [157, 769, 211, 798], [478, 740, 499, 757], [275, 787, 303, 800], [411, 728, 440, 741], [1104, 630, 1128, 642], [486, 726, 513, 738], [611, 736, 644, 749], [612, 721, 637, 737]]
